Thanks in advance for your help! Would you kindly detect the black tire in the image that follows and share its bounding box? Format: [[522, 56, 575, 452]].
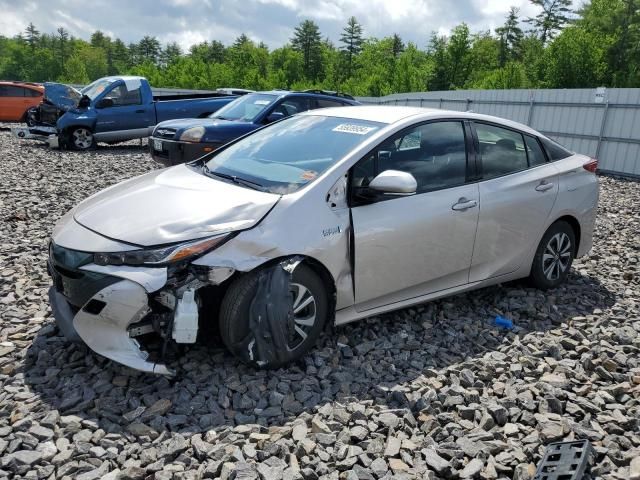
[[68, 127, 96, 151], [219, 263, 327, 367], [529, 221, 576, 290]]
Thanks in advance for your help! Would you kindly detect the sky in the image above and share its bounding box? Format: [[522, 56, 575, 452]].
[[0, 0, 558, 51]]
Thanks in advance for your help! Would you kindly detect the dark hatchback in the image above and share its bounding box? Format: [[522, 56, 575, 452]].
[[150, 90, 359, 166]]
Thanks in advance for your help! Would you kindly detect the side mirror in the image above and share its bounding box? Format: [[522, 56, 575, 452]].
[[96, 98, 114, 109], [368, 170, 417, 196], [78, 95, 91, 108], [265, 111, 285, 123]]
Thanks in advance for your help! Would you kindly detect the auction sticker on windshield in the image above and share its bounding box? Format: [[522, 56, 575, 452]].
[[332, 124, 377, 135]]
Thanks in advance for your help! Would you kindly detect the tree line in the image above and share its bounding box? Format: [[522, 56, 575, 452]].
[[0, 0, 638, 96]]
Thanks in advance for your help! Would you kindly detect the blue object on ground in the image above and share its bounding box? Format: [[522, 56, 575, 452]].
[[494, 315, 514, 329]]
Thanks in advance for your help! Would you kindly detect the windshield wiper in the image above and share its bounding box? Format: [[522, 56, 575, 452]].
[[202, 165, 265, 191]]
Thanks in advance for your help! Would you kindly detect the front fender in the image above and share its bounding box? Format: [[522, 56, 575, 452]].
[[57, 109, 97, 132]]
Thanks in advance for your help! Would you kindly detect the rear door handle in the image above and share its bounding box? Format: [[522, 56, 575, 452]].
[[452, 198, 478, 211], [535, 181, 554, 192]]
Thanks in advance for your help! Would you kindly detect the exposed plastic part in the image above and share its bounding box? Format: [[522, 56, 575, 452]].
[[534, 440, 595, 480], [232, 261, 299, 367], [73, 279, 173, 375], [172, 289, 198, 344]]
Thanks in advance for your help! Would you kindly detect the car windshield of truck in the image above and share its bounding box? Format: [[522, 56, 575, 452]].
[[203, 114, 383, 194], [209, 93, 276, 122], [82, 78, 116, 100]]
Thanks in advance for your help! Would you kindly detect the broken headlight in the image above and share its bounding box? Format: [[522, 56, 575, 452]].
[[93, 234, 230, 267]]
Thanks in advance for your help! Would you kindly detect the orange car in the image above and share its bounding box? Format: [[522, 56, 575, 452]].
[[0, 81, 44, 122]]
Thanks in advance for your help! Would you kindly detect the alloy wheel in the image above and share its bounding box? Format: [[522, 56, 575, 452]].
[[72, 128, 93, 150], [287, 282, 317, 350], [542, 232, 572, 281]]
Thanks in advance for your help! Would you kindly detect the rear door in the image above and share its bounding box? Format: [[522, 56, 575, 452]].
[[0, 85, 29, 121], [469, 122, 559, 282], [350, 120, 480, 311]]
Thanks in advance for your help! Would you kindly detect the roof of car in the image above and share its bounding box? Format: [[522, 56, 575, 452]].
[[303, 105, 540, 135], [0, 81, 43, 90], [256, 90, 357, 102]]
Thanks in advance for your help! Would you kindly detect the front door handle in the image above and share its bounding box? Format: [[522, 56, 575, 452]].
[[535, 181, 554, 192], [452, 198, 478, 211]]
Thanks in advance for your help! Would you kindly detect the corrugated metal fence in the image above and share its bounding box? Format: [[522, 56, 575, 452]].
[[357, 89, 640, 178]]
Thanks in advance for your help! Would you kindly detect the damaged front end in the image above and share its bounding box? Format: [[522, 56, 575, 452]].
[[47, 236, 236, 375], [12, 82, 83, 147]]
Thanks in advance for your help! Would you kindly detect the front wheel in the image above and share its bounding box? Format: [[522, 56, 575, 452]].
[[219, 263, 328, 367], [529, 221, 576, 290], [69, 127, 96, 150]]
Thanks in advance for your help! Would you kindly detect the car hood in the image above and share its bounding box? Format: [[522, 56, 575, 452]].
[[155, 117, 258, 143], [43, 82, 82, 111], [73, 165, 280, 247]]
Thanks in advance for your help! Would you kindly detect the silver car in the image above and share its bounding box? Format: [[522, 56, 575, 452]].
[[47, 106, 599, 374]]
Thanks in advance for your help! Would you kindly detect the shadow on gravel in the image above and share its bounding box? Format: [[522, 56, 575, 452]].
[[13, 139, 152, 157], [22, 270, 615, 439]]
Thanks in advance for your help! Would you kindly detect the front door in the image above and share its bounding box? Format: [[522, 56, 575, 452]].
[[350, 120, 480, 312], [94, 81, 152, 139], [469, 122, 559, 282]]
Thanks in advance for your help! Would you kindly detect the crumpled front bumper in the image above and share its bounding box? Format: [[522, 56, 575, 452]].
[[48, 260, 173, 375]]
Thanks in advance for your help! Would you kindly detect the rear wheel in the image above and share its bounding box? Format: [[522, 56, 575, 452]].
[[69, 127, 95, 150], [529, 221, 576, 290], [219, 263, 327, 367]]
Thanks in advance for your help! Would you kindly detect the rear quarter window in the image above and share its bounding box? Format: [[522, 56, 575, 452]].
[[540, 137, 573, 161]]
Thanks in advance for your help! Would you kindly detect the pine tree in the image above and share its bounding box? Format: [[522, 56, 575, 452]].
[[391, 34, 405, 58], [291, 19, 323, 81], [25, 23, 40, 51], [162, 42, 182, 66], [496, 7, 524, 66], [526, 0, 573, 44], [339, 16, 364, 76], [56, 27, 69, 71]]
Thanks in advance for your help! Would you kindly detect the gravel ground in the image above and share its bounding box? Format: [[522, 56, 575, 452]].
[[0, 128, 639, 480]]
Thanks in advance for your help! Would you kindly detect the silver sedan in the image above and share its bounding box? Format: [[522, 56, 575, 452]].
[[47, 106, 599, 374]]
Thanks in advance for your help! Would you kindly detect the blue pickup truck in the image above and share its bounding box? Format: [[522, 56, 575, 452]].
[[12, 76, 237, 150], [150, 90, 359, 166]]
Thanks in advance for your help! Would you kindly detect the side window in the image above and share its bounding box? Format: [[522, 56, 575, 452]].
[[352, 121, 468, 196], [525, 135, 547, 167], [26, 88, 42, 98], [316, 98, 345, 109], [475, 123, 528, 179], [0, 85, 24, 97], [540, 137, 573, 161], [274, 97, 312, 116], [104, 84, 142, 106]]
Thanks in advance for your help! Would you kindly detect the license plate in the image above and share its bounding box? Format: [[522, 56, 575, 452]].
[[153, 139, 163, 151]]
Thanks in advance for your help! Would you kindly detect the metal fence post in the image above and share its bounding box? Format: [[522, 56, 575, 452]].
[[527, 97, 535, 126], [466, 98, 471, 111], [596, 101, 610, 159], [420, 99, 424, 108], [439, 98, 443, 110]]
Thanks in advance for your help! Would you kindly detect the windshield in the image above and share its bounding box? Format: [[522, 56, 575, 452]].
[[204, 115, 383, 194], [209, 93, 277, 122], [81, 78, 116, 100]]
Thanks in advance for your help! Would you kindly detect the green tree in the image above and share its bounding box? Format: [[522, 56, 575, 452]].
[[60, 54, 90, 83], [339, 16, 364, 77], [496, 7, 524, 66], [25, 23, 39, 51], [162, 42, 183, 66], [135, 36, 161, 65], [56, 27, 70, 71], [291, 19, 323, 81], [543, 26, 606, 87], [447, 24, 473, 88], [526, 0, 573, 44]]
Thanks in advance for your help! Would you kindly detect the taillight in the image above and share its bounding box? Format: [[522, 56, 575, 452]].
[[583, 158, 598, 173]]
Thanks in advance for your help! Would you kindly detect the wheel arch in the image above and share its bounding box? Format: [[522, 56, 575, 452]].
[[551, 214, 581, 254]]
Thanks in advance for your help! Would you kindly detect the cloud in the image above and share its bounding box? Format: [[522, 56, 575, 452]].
[[0, 0, 583, 50]]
